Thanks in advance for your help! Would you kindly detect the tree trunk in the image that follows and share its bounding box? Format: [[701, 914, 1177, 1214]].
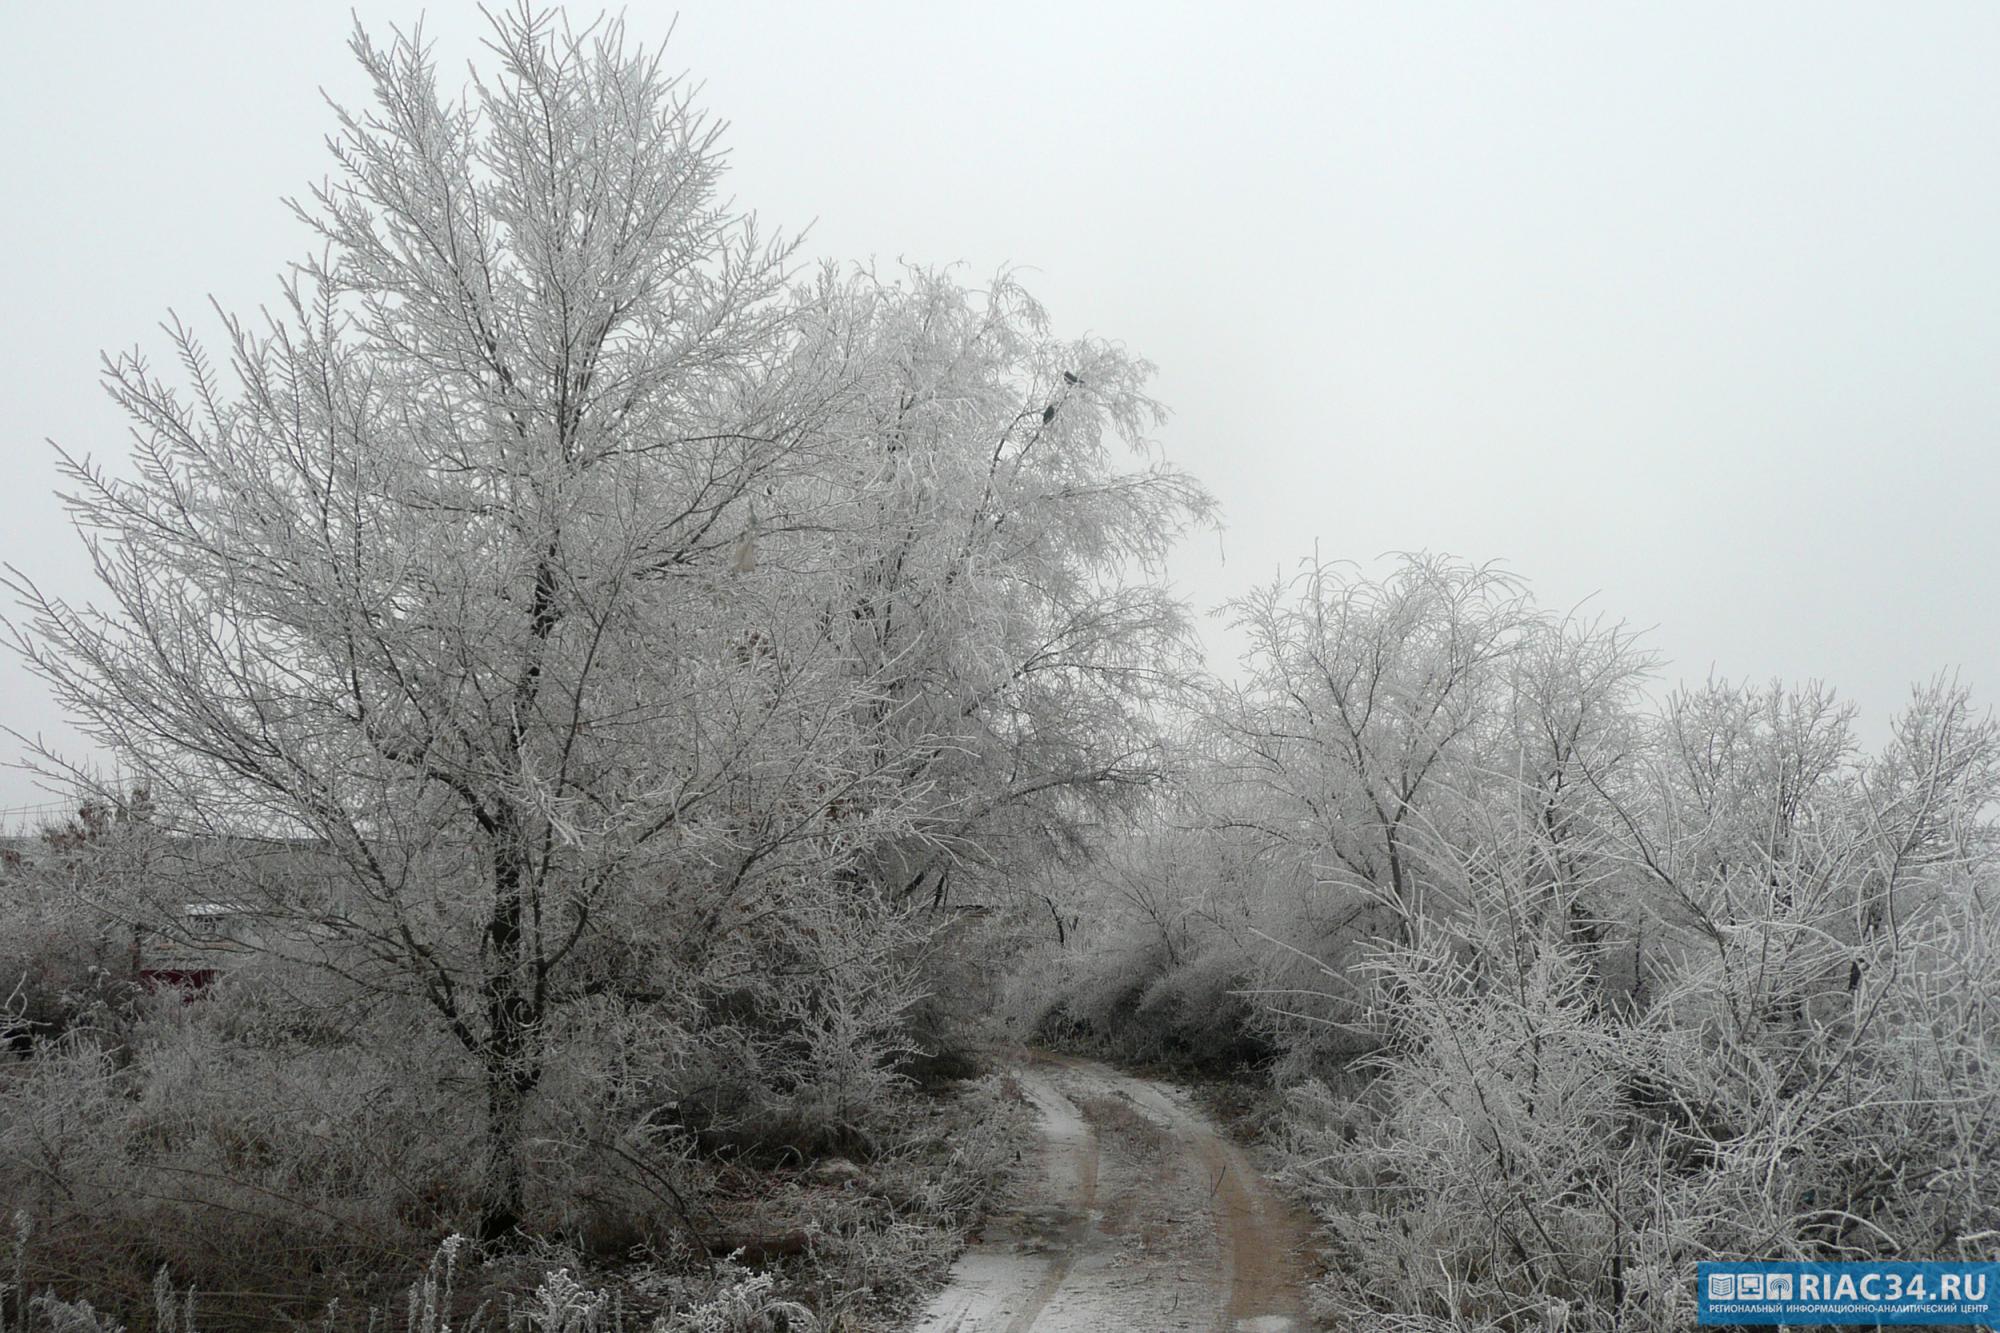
[[479, 1057, 532, 1241], [477, 836, 543, 1241]]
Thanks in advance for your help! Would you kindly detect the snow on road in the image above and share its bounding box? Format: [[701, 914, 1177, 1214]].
[[910, 1053, 1316, 1332]]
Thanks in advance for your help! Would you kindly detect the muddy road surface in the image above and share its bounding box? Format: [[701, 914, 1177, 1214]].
[[909, 1052, 1317, 1333]]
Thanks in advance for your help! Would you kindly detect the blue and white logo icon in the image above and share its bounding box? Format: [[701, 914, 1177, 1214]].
[[1698, 1262, 1999, 1326]]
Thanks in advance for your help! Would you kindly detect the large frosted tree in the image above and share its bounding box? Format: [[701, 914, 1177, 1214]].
[[7, 9, 1209, 1236]]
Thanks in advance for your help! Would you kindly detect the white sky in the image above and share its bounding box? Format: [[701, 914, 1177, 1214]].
[[2, 2, 1995, 815]]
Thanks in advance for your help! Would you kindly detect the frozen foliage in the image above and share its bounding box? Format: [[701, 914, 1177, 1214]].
[[1, 4, 1205, 1323], [6, 4, 1986, 1329], [0, 1225, 818, 1333], [1031, 554, 1998, 1329]]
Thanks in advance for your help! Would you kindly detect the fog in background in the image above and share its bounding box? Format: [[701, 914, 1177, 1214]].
[[2, 1, 1994, 816]]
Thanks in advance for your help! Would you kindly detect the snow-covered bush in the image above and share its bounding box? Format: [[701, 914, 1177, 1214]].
[[1274, 673, 2000, 1330]]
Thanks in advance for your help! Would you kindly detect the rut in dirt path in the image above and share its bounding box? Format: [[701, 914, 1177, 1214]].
[[909, 1053, 1317, 1333]]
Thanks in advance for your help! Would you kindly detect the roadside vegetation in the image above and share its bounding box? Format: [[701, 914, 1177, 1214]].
[[1017, 555, 1998, 1331], [1, 7, 1182, 1328], [2, 9, 1993, 1333]]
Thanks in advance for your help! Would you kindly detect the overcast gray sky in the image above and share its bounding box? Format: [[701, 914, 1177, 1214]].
[[2, 2, 1995, 816]]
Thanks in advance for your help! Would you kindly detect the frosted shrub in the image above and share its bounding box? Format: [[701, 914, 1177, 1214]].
[[1287, 930, 1697, 1330], [1009, 820, 1290, 1066], [517, 1266, 605, 1333], [1286, 855, 1998, 1331], [17, 1294, 123, 1333], [651, 1266, 815, 1333], [0, 981, 478, 1323]]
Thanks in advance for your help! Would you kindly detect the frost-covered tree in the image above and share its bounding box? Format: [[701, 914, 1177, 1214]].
[[797, 266, 1212, 907], [5, 10, 1206, 1237], [1217, 554, 1539, 941]]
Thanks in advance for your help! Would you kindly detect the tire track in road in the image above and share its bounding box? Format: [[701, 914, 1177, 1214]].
[[1001, 1070, 1101, 1333], [910, 1063, 1101, 1333]]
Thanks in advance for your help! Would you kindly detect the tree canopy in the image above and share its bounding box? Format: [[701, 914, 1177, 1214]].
[[5, 7, 1210, 1236]]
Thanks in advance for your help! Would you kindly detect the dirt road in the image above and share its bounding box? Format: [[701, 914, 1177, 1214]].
[[909, 1053, 1317, 1332]]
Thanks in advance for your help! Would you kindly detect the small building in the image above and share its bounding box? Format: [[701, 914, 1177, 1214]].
[[137, 902, 262, 992]]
